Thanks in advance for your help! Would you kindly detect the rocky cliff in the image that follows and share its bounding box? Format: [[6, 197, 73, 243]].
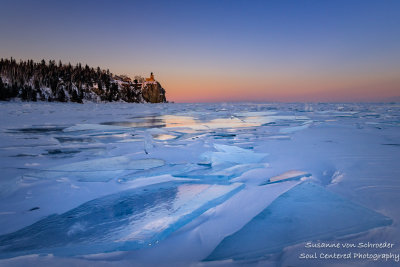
[[142, 82, 167, 103], [0, 58, 167, 103]]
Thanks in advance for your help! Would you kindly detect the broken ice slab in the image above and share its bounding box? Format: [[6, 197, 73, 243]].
[[117, 163, 206, 183], [201, 144, 268, 166], [152, 134, 179, 141], [266, 135, 291, 140], [0, 182, 244, 258], [205, 182, 392, 261], [174, 163, 268, 183], [279, 121, 312, 133], [260, 170, 311, 185], [24, 156, 165, 182]]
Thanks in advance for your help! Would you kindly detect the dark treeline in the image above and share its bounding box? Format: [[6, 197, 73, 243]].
[[0, 58, 144, 103]]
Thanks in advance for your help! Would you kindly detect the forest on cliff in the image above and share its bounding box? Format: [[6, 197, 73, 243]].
[[0, 58, 166, 103]]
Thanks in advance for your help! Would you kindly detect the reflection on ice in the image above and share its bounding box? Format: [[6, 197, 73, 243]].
[[8, 126, 67, 134], [64, 123, 129, 132], [101, 113, 311, 132], [101, 116, 165, 128]]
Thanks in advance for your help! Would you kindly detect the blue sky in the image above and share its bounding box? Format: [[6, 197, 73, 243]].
[[1, 0, 399, 102]]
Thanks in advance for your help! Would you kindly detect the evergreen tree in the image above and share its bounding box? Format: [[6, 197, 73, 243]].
[[71, 90, 82, 103], [57, 88, 66, 102], [0, 77, 5, 100]]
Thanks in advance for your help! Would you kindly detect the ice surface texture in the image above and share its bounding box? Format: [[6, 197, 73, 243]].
[[0, 102, 398, 266], [24, 156, 165, 182], [173, 144, 268, 182], [201, 144, 268, 166], [206, 182, 392, 261], [0, 181, 244, 258], [260, 170, 311, 185]]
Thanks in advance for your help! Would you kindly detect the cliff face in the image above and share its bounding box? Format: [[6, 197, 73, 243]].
[[141, 82, 167, 103]]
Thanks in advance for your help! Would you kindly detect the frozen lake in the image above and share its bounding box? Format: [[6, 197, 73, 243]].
[[0, 102, 399, 266]]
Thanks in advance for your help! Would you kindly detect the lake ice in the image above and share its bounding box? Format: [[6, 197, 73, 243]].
[[0, 102, 399, 266]]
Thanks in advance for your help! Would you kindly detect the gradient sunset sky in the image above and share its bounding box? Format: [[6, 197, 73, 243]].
[[1, 0, 399, 102]]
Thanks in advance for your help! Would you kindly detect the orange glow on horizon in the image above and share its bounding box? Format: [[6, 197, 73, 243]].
[[160, 73, 400, 103]]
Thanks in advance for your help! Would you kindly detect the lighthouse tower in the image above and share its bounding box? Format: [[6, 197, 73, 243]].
[[145, 72, 155, 82]]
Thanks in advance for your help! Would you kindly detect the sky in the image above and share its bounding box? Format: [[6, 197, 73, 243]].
[[1, 0, 399, 102]]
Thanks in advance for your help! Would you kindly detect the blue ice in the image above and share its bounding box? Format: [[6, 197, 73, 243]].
[[23, 156, 165, 182], [279, 121, 312, 133], [174, 163, 267, 183], [201, 144, 268, 166], [0, 182, 244, 258], [172, 144, 267, 182], [117, 163, 206, 183], [259, 170, 312, 185], [205, 182, 392, 261]]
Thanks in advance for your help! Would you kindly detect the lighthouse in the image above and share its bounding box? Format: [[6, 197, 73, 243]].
[[145, 72, 155, 82]]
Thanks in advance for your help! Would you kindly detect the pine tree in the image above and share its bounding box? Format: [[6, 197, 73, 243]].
[[57, 88, 66, 102], [0, 77, 5, 100]]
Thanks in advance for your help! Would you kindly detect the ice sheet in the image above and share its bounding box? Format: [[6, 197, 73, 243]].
[[206, 182, 392, 261], [260, 170, 311, 185], [201, 144, 268, 166], [0, 102, 398, 266], [0, 182, 244, 258], [23, 156, 165, 182]]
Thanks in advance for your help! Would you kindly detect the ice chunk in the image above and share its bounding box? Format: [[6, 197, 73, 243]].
[[117, 163, 205, 183], [153, 134, 179, 140], [266, 135, 291, 140], [211, 163, 269, 177], [49, 156, 164, 172], [260, 170, 311, 185], [24, 156, 165, 182], [174, 163, 268, 182], [201, 144, 268, 166], [279, 121, 312, 133], [0, 182, 244, 258], [206, 182, 392, 261]]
